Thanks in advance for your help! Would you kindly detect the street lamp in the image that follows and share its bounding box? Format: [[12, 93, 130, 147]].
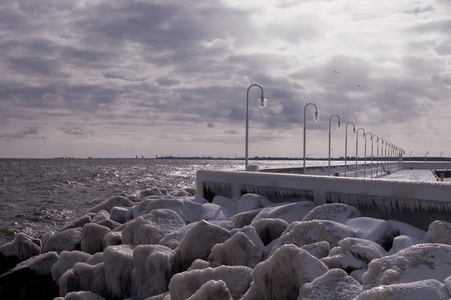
[[409, 150, 413, 162], [328, 114, 341, 175], [440, 151, 444, 162], [366, 132, 373, 178], [373, 135, 379, 177], [425, 150, 429, 166], [245, 84, 267, 171], [355, 128, 365, 177], [344, 122, 356, 177], [303, 103, 319, 173]]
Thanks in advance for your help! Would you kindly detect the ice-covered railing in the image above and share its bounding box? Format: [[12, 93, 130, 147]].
[[196, 169, 451, 229]]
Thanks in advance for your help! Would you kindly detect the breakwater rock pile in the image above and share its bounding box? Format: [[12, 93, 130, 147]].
[[1, 187, 451, 300]]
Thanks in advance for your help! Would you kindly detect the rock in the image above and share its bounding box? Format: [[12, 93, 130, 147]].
[[88, 196, 135, 214], [104, 231, 122, 247], [0, 252, 59, 300], [176, 220, 231, 270], [303, 203, 361, 223], [60, 215, 92, 231], [228, 209, 262, 228], [423, 220, 451, 245], [144, 198, 202, 224], [131, 244, 178, 299], [186, 280, 233, 300], [251, 201, 315, 224], [298, 268, 363, 300], [81, 223, 110, 254], [244, 244, 328, 300], [301, 241, 330, 259], [363, 243, 451, 289], [159, 223, 197, 250], [212, 195, 237, 209], [390, 235, 414, 253], [230, 193, 273, 214], [122, 209, 186, 245], [110, 206, 130, 223], [63, 262, 108, 298], [209, 226, 265, 268], [200, 203, 230, 220], [346, 217, 398, 251], [0, 232, 41, 263], [251, 218, 288, 246], [356, 279, 449, 300], [42, 228, 82, 254], [57, 291, 107, 300], [103, 245, 134, 299], [51, 250, 91, 283], [169, 265, 252, 300]]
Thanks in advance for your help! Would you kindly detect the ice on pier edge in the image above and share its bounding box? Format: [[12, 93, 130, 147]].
[[0, 188, 450, 299]]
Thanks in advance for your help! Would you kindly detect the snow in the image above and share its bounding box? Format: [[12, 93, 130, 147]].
[[2, 186, 451, 299]]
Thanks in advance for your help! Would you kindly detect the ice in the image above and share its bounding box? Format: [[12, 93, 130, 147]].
[[176, 220, 231, 270], [168, 265, 252, 300], [244, 244, 328, 300], [251, 201, 315, 224], [300, 241, 330, 259], [71, 262, 107, 298], [209, 225, 265, 268], [185, 280, 232, 300], [0, 232, 41, 261], [356, 279, 449, 300], [88, 195, 135, 214], [51, 250, 91, 283], [103, 231, 122, 247], [345, 217, 398, 250], [303, 203, 361, 223], [55, 291, 107, 300], [298, 268, 363, 300], [200, 203, 230, 220], [228, 209, 261, 228], [109, 206, 131, 223], [363, 243, 451, 289], [423, 220, 451, 244], [144, 198, 203, 224], [103, 245, 134, 299], [59, 215, 92, 231], [42, 228, 82, 254], [230, 193, 274, 214], [251, 218, 288, 246], [122, 208, 186, 245], [131, 244, 177, 299], [80, 223, 110, 254]]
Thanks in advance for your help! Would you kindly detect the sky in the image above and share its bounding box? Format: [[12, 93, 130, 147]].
[[1, 0, 450, 159]]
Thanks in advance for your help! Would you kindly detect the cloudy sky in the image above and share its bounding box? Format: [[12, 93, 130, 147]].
[[1, 0, 450, 159]]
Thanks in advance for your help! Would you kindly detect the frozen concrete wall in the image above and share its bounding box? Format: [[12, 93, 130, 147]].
[[196, 170, 451, 230]]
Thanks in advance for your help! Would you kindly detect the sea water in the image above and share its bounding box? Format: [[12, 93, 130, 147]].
[[0, 158, 327, 245]]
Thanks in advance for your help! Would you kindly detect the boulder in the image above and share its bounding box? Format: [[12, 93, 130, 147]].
[[251, 201, 315, 224], [423, 220, 451, 245], [42, 228, 82, 254], [303, 203, 361, 223]]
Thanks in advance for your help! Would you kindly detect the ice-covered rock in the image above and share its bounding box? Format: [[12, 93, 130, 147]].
[[139, 187, 166, 198], [68, 262, 108, 298], [86, 252, 103, 265], [42, 228, 82, 254], [133, 198, 152, 218], [103, 231, 122, 246], [243, 244, 328, 300], [144, 198, 202, 224], [303, 203, 361, 223], [387, 219, 426, 243], [200, 203, 230, 220], [298, 268, 363, 300], [212, 195, 237, 209], [0, 232, 41, 262], [346, 217, 398, 250], [321, 237, 386, 273], [169, 265, 252, 300], [300, 241, 330, 259], [275, 220, 355, 250], [55, 290, 107, 300], [186, 280, 233, 300], [423, 220, 451, 245], [81, 223, 110, 254], [88, 195, 135, 214], [60, 215, 92, 231], [209, 225, 265, 268], [51, 250, 91, 283], [159, 222, 197, 250], [251, 218, 288, 246], [230, 193, 273, 214], [0, 251, 59, 299], [188, 259, 221, 270], [91, 210, 110, 223], [122, 208, 186, 245], [251, 201, 315, 224], [103, 245, 135, 299], [131, 244, 178, 299], [356, 279, 449, 300], [176, 220, 231, 270], [228, 209, 261, 228], [110, 206, 131, 223], [363, 243, 451, 289], [390, 235, 414, 253]]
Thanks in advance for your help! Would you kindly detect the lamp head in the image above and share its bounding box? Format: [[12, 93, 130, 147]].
[[313, 111, 319, 121], [258, 96, 268, 108]]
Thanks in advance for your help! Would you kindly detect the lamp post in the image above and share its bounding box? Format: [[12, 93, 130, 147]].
[[409, 150, 413, 162], [373, 135, 379, 177], [344, 122, 356, 177], [440, 151, 444, 162], [245, 84, 267, 171], [425, 150, 429, 167], [303, 103, 319, 173], [355, 128, 365, 177], [366, 132, 373, 178], [328, 114, 341, 175]]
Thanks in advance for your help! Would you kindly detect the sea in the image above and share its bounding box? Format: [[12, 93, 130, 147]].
[[0, 158, 324, 246]]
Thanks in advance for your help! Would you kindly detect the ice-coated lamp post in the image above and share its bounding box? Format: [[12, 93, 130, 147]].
[[328, 114, 341, 176], [373, 135, 379, 177], [344, 122, 356, 177], [355, 128, 365, 177], [440, 151, 444, 162], [245, 84, 267, 171], [409, 150, 413, 161], [366, 132, 373, 178], [303, 103, 319, 174], [425, 150, 429, 166]]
